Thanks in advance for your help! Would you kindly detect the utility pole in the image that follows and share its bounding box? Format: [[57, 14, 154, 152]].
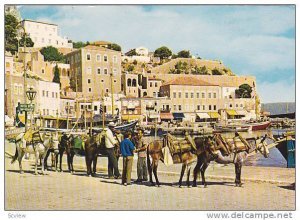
[[110, 68, 114, 117]]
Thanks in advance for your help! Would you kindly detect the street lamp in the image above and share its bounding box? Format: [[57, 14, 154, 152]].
[[26, 87, 37, 129]]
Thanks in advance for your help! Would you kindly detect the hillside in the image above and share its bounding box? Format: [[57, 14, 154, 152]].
[[150, 58, 235, 76], [261, 102, 295, 115]]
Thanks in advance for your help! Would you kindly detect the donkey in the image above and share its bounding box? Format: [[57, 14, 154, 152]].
[[146, 135, 215, 187], [11, 132, 59, 175], [44, 133, 70, 172], [192, 133, 273, 188]]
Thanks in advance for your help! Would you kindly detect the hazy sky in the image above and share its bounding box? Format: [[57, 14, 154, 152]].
[[19, 5, 295, 103]]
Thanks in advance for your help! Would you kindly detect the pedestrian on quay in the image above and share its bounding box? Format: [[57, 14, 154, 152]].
[[105, 122, 121, 179], [134, 129, 148, 183], [120, 132, 135, 186]]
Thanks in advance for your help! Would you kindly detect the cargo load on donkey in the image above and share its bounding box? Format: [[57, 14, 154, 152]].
[[163, 133, 197, 164]]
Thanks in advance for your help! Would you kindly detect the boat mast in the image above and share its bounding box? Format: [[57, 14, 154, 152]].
[[102, 89, 105, 128], [110, 67, 114, 117]]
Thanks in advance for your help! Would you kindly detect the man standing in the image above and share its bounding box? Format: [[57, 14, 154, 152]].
[[135, 129, 148, 183], [120, 132, 135, 186], [105, 122, 121, 179]]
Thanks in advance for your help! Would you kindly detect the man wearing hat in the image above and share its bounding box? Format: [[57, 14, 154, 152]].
[[105, 122, 121, 179]]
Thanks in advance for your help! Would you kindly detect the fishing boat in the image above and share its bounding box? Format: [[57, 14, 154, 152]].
[[247, 121, 271, 131], [274, 131, 295, 168], [214, 124, 250, 133]]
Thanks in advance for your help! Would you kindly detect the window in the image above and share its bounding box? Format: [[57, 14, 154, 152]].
[[113, 55, 117, 63], [153, 92, 156, 97], [185, 93, 188, 98], [56, 93, 58, 98], [46, 91, 49, 97], [97, 68, 101, 74], [178, 92, 182, 98], [14, 84, 18, 95], [114, 80, 117, 83], [178, 105, 182, 111], [202, 92, 205, 98], [101, 80, 104, 83], [230, 104, 233, 108], [113, 68, 117, 75], [240, 104, 243, 107], [191, 93, 194, 98], [104, 68, 108, 74], [197, 93, 200, 98], [214, 105, 217, 110], [86, 53, 91, 61], [209, 105, 212, 110], [42, 69, 45, 74], [88, 88, 92, 92], [236, 104, 239, 108], [197, 105, 201, 110], [42, 90, 45, 97], [104, 55, 108, 62], [208, 93, 211, 98], [173, 105, 177, 111], [88, 79, 91, 84], [87, 67, 92, 74], [213, 93, 217, 98], [94, 106, 97, 111], [203, 105, 205, 110], [173, 92, 176, 98], [47, 109, 49, 115], [106, 88, 109, 93], [150, 82, 153, 87], [155, 82, 158, 87], [96, 54, 101, 62], [43, 109, 46, 115], [52, 92, 54, 98]]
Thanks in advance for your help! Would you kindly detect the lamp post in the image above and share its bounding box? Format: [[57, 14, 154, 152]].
[[26, 87, 37, 129]]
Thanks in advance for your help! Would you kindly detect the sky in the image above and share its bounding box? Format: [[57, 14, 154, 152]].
[[18, 5, 295, 103]]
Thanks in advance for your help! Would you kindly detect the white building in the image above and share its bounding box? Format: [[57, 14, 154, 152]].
[[21, 19, 73, 49], [36, 80, 60, 117]]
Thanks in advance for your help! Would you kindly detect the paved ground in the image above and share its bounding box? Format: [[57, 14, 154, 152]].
[[5, 140, 295, 210]]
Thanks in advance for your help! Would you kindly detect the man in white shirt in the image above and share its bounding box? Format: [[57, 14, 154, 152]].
[[105, 122, 121, 179]]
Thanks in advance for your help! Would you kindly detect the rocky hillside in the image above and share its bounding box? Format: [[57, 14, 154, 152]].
[[261, 102, 295, 115]]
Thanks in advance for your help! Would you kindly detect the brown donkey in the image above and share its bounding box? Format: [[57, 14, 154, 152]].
[[146, 135, 215, 187]]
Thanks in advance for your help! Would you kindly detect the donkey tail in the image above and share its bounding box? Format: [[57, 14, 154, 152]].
[[11, 144, 18, 164]]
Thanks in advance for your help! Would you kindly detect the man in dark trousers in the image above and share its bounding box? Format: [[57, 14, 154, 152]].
[[120, 132, 135, 186], [135, 129, 148, 183]]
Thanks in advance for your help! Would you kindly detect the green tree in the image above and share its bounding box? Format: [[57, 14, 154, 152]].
[[127, 64, 135, 72], [177, 50, 191, 58], [40, 46, 64, 62], [73, 41, 87, 48], [108, 43, 122, 51], [53, 64, 61, 87], [154, 46, 172, 60], [235, 84, 252, 98], [212, 68, 223, 75], [19, 35, 34, 47], [126, 49, 137, 56]]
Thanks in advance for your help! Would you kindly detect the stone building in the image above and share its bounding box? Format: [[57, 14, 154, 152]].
[[65, 45, 122, 99]]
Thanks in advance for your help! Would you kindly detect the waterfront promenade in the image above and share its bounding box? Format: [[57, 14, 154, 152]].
[[5, 140, 295, 210]]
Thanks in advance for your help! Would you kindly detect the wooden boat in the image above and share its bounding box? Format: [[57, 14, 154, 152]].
[[248, 121, 271, 131], [214, 124, 250, 133], [274, 131, 295, 168]]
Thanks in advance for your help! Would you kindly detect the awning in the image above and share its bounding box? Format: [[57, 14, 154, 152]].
[[196, 112, 210, 119], [208, 112, 220, 118], [173, 113, 185, 120], [160, 112, 173, 120], [236, 110, 248, 116], [122, 115, 141, 121], [226, 109, 237, 116], [149, 113, 160, 119]]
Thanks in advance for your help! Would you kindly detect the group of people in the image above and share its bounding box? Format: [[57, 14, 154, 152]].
[[104, 122, 148, 186]]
